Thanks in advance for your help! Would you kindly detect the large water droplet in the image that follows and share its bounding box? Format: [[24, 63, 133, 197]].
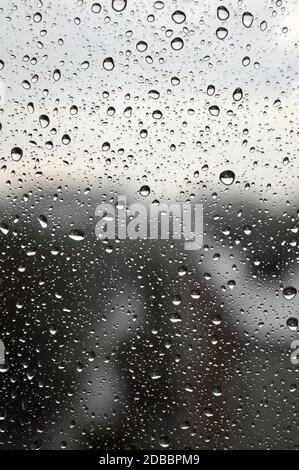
[[11, 147, 23, 161], [283, 286, 297, 300], [62, 134, 71, 145], [171, 10, 186, 24], [91, 3, 102, 13], [216, 27, 228, 39], [112, 0, 127, 11], [103, 57, 115, 71], [171, 37, 184, 50], [286, 317, 298, 331], [217, 6, 229, 20], [242, 12, 254, 28], [39, 114, 50, 128], [233, 87, 243, 101], [207, 84, 215, 96], [208, 105, 220, 116], [38, 215, 48, 229], [0, 223, 9, 235], [53, 69, 61, 81], [159, 435, 170, 448], [139, 185, 150, 197], [33, 12, 42, 23], [219, 170, 235, 185], [136, 41, 148, 52], [69, 229, 85, 241]]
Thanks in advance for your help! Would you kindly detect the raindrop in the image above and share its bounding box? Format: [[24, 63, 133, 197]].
[[233, 87, 243, 101], [286, 318, 298, 331], [53, 69, 61, 81], [0, 223, 9, 235], [171, 37, 184, 50], [208, 105, 220, 116], [81, 60, 90, 69], [152, 110, 162, 119], [148, 90, 160, 99], [27, 102, 34, 113], [62, 134, 71, 145], [260, 20, 267, 31], [178, 266, 187, 276], [219, 170, 235, 185], [242, 12, 254, 28], [136, 41, 148, 52], [39, 114, 50, 128], [212, 386, 222, 397], [38, 215, 48, 229], [242, 56, 250, 66], [283, 286, 297, 300], [70, 105, 78, 115], [22, 80, 31, 90], [112, 0, 127, 11], [33, 12, 42, 23], [11, 147, 23, 161], [217, 6, 229, 21], [139, 185, 150, 197], [103, 57, 115, 71], [216, 27, 228, 39], [191, 289, 200, 299], [69, 229, 85, 241], [91, 3, 102, 13], [172, 295, 181, 306], [171, 10, 186, 24], [171, 76, 180, 86], [207, 84, 215, 96], [159, 436, 170, 448]]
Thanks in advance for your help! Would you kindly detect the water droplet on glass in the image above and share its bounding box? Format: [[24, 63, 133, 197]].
[[140, 185, 150, 197], [159, 436, 170, 448], [283, 286, 297, 300], [208, 105, 220, 116], [91, 3, 102, 13], [22, 80, 31, 90], [69, 229, 85, 241], [242, 56, 250, 66], [148, 90, 160, 100], [112, 0, 127, 12], [152, 110, 162, 119], [11, 147, 23, 161], [212, 386, 222, 397], [0, 223, 9, 235], [219, 170, 235, 185], [286, 318, 298, 331], [260, 20, 267, 31], [207, 84, 215, 96], [81, 60, 90, 69], [171, 10, 186, 24], [171, 76, 180, 86], [136, 41, 148, 52], [171, 37, 184, 50], [62, 134, 71, 145], [233, 87, 243, 101], [70, 105, 78, 115], [242, 12, 254, 28], [217, 6, 229, 20], [38, 215, 48, 229], [53, 69, 61, 81], [103, 57, 115, 71], [33, 12, 42, 23], [216, 27, 228, 39], [39, 114, 50, 128]]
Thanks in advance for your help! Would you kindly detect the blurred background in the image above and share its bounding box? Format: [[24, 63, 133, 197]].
[[0, 0, 298, 449]]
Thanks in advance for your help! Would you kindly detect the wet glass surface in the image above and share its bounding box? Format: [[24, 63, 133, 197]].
[[0, 0, 298, 450]]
